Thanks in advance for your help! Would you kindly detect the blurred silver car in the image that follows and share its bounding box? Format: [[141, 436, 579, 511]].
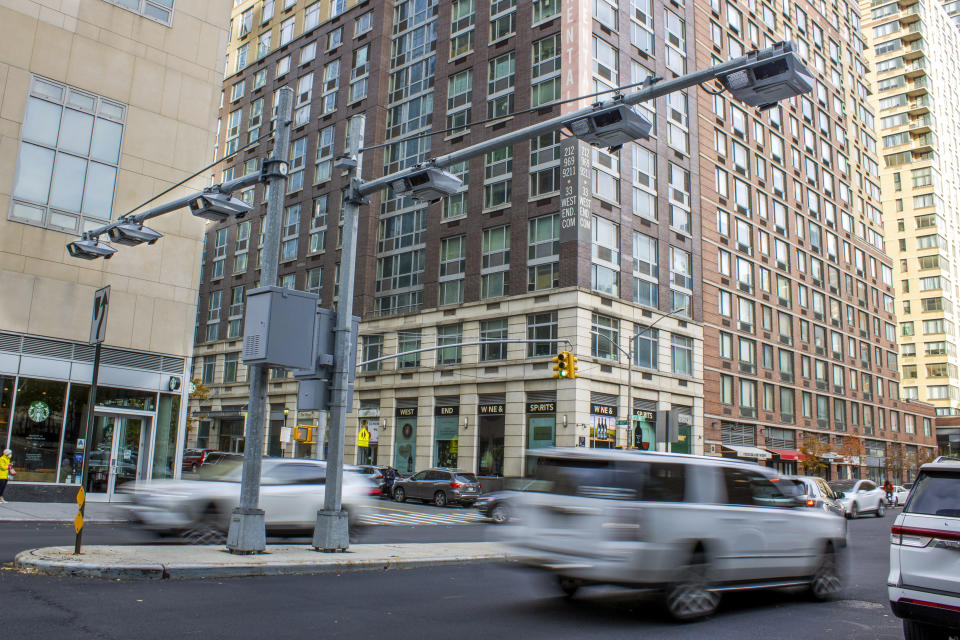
[[786, 475, 847, 519], [507, 448, 847, 621], [124, 458, 376, 543], [829, 479, 887, 519]]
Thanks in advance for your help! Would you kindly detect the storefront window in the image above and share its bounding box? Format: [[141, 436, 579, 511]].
[[526, 408, 556, 475], [434, 413, 459, 468], [60, 384, 90, 484], [394, 409, 418, 474], [0, 376, 14, 448], [9, 378, 68, 482], [153, 394, 180, 479], [95, 386, 156, 411], [477, 413, 505, 476]]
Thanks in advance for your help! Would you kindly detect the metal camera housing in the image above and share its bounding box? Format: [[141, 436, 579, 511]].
[[189, 191, 254, 222], [107, 222, 163, 246], [566, 103, 653, 149], [719, 41, 814, 109], [67, 237, 118, 260], [390, 167, 463, 202]]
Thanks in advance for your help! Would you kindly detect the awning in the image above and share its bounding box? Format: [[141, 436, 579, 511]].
[[722, 445, 772, 460], [821, 452, 841, 461], [766, 448, 801, 461]]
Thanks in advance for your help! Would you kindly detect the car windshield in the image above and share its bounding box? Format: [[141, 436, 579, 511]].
[[904, 472, 960, 517], [828, 480, 856, 493], [195, 458, 244, 482]]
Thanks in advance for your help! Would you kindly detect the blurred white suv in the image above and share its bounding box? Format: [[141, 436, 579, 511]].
[[889, 457, 960, 639], [507, 448, 847, 621]]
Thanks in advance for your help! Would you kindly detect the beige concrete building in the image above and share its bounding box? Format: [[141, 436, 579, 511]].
[[0, 0, 230, 499], [863, 0, 960, 417]]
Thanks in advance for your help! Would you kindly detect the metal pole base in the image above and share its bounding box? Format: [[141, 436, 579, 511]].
[[226, 507, 266, 554], [312, 509, 349, 552]]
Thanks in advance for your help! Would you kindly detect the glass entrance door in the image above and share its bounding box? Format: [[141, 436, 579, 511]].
[[86, 414, 149, 499]]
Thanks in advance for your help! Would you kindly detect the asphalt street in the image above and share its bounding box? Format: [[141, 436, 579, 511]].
[[0, 505, 906, 640]]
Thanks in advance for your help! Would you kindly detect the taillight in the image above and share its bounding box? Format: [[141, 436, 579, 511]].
[[449, 482, 461, 489], [891, 525, 933, 547], [376, 474, 384, 479], [806, 499, 816, 507], [370, 487, 381, 496], [478, 483, 482, 490]]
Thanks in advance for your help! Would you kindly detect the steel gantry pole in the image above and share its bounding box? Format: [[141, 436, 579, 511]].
[[313, 115, 365, 551], [227, 86, 294, 554]]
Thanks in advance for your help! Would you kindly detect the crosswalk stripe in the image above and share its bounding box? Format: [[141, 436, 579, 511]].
[[359, 508, 487, 526]]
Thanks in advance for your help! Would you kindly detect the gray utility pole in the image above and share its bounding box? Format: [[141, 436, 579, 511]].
[[312, 115, 365, 551], [227, 86, 294, 555], [311, 42, 812, 551]]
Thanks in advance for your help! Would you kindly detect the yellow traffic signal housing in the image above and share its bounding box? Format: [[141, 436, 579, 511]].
[[552, 351, 568, 378], [293, 425, 313, 443], [567, 353, 579, 378]]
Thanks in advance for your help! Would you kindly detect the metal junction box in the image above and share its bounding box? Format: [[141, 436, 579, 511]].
[[241, 286, 319, 369]]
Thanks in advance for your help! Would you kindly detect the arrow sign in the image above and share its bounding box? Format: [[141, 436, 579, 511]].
[[89, 286, 110, 345]]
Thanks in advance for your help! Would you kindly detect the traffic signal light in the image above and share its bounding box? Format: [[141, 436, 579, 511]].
[[553, 351, 569, 379], [566, 353, 579, 379]]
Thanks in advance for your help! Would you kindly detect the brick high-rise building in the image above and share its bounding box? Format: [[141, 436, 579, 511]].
[[694, 0, 937, 480], [191, 0, 936, 483]]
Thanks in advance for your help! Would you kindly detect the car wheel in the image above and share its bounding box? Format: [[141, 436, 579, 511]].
[[809, 544, 843, 601], [849, 502, 858, 519], [394, 487, 406, 503], [876, 501, 885, 518], [556, 575, 582, 598], [490, 503, 510, 524], [434, 491, 448, 507], [190, 463, 198, 473], [665, 549, 720, 622], [181, 504, 226, 545], [903, 619, 949, 640]]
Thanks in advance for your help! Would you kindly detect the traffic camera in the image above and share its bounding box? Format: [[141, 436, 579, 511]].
[[390, 166, 463, 202], [66, 236, 117, 260], [106, 221, 163, 246], [189, 190, 254, 222], [565, 103, 653, 149], [719, 41, 814, 109]]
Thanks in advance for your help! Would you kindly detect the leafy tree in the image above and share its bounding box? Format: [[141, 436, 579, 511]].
[[799, 435, 830, 476]]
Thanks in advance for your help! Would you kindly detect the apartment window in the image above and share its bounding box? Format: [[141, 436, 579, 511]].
[[10, 77, 126, 231], [740, 379, 757, 417], [490, 0, 517, 42], [450, 0, 476, 58], [532, 34, 561, 107], [446, 71, 472, 134], [226, 285, 245, 339], [355, 11, 373, 36], [104, 0, 174, 25], [630, 0, 654, 53], [327, 27, 343, 50], [439, 236, 466, 305], [721, 375, 734, 405], [634, 327, 658, 370], [234, 221, 250, 273], [593, 36, 619, 93], [287, 137, 306, 192], [442, 162, 469, 219], [306, 267, 322, 297], [201, 356, 216, 384], [533, 0, 560, 23], [592, 216, 620, 296], [205, 291, 221, 342], [397, 331, 422, 369], [672, 334, 693, 376], [664, 9, 686, 74], [593, 147, 620, 204], [666, 92, 688, 154], [437, 324, 463, 366], [294, 73, 313, 127], [668, 163, 691, 233], [633, 232, 658, 308], [321, 59, 340, 114], [632, 145, 657, 220], [487, 52, 516, 119], [591, 313, 620, 361], [349, 45, 370, 102], [530, 132, 561, 198], [670, 247, 693, 315], [480, 319, 508, 361], [247, 98, 263, 145], [279, 205, 300, 262], [309, 195, 328, 254], [211, 228, 227, 279], [279, 16, 295, 46], [361, 335, 383, 372], [313, 125, 335, 184], [528, 312, 558, 356], [481, 226, 511, 299], [484, 146, 513, 209], [528, 213, 560, 291]]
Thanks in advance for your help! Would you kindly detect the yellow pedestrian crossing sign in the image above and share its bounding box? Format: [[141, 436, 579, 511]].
[[357, 425, 370, 448], [74, 513, 84, 533]]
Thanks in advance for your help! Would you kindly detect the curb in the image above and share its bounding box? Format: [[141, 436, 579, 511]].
[[15, 545, 509, 580], [0, 519, 129, 525]]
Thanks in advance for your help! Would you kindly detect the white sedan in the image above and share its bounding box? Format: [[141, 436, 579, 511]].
[[891, 484, 910, 506], [124, 458, 376, 543], [828, 479, 887, 519]]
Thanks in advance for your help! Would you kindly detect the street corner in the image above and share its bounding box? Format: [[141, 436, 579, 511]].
[[15, 546, 167, 580]]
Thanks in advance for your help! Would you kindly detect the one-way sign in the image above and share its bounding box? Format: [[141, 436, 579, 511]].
[[89, 286, 110, 345]]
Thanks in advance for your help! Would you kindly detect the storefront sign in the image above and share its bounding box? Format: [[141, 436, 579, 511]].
[[632, 410, 656, 422], [395, 407, 418, 418], [435, 406, 459, 416], [590, 403, 617, 417], [28, 401, 50, 423], [527, 402, 556, 414], [478, 404, 505, 415]]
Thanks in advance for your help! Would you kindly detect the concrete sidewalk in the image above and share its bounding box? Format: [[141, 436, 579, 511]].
[[0, 501, 129, 524], [15, 542, 508, 580]]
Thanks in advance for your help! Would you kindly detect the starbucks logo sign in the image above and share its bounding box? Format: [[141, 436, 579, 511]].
[[28, 400, 50, 423]]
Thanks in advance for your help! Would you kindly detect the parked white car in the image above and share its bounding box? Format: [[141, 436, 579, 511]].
[[124, 458, 376, 543], [891, 485, 910, 507], [506, 448, 847, 621], [889, 457, 960, 639], [829, 479, 887, 519]]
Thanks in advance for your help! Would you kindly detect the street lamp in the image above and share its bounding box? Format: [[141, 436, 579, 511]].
[[66, 236, 118, 260]]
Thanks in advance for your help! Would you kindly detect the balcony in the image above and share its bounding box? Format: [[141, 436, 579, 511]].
[[907, 94, 932, 115], [907, 76, 929, 97], [904, 58, 927, 78], [899, 5, 922, 23], [909, 113, 934, 134], [902, 21, 925, 42], [903, 39, 925, 59]]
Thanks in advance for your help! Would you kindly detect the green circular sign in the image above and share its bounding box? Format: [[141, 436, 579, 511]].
[[28, 400, 50, 423]]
